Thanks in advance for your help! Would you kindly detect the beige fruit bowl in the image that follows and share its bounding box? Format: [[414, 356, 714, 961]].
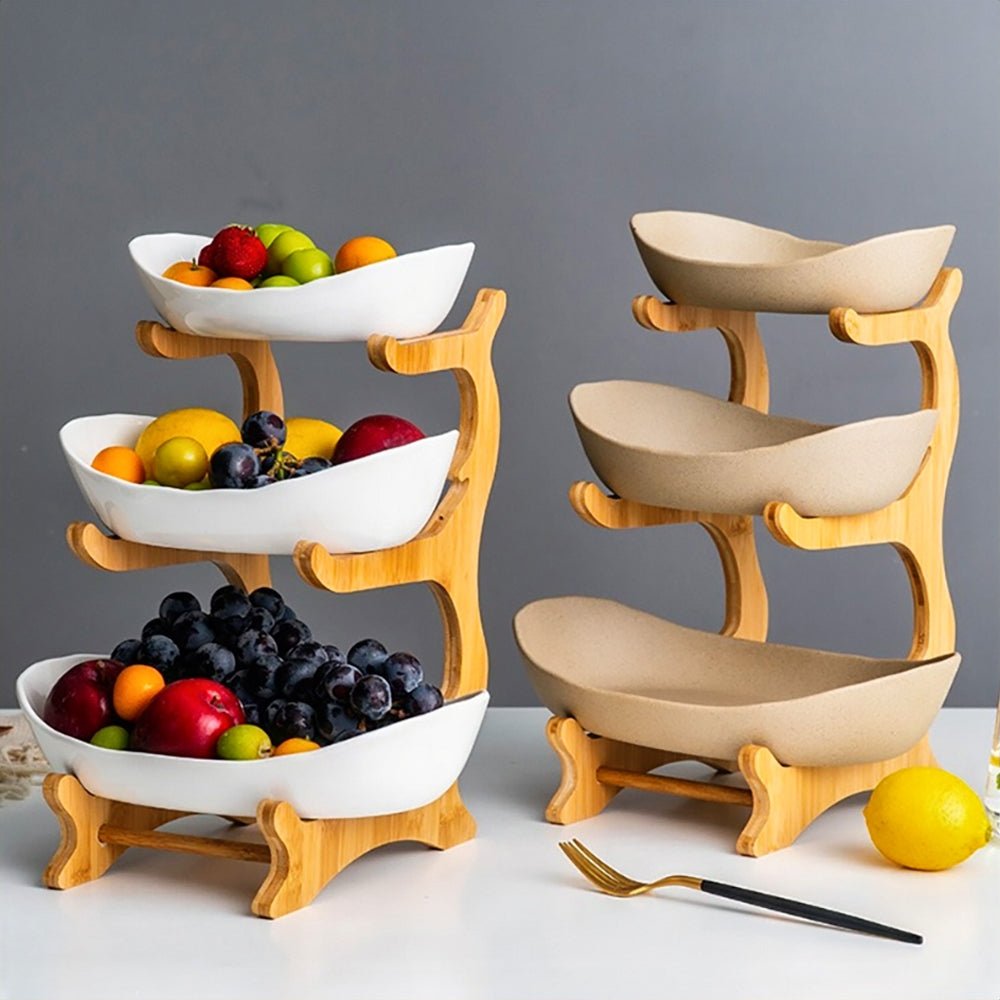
[[631, 210, 954, 314], [570, 381, 937, 517], [513, 597, 960, 767]]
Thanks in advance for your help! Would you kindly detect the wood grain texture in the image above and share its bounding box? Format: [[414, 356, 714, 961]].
[[252, 782, 476, 918], [572, 296, 770, 642], [136, 321, 284, 420], [736, 736, 938, 857], [42, 774, 187, 889], [66, 522, 273, 592], [294, 288, 505, 699], [764, 268, 961, 660]]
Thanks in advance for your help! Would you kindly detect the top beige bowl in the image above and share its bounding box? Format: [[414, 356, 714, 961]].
[[631, 211, 955, 314], [514, 596, 960, 767]]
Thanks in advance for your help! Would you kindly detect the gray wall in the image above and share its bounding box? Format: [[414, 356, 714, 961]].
[[2, 1, 998, 707]]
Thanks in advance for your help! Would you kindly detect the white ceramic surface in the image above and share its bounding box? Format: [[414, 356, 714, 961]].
[[631, 210, 954, 313], [130, 233, 475, 341], [570, 381, 937, 516], [514, 597, 960, 767], [17, 654, 489, 818], [61, 414, 458, 555]]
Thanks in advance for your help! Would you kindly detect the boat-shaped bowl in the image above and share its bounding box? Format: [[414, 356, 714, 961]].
[[17, 654, 489, 818], [61, 414, 458, 555], [514, 597, 960, 767], [130, 233, 475, 341], [631, 210, 954, 313], [570, 381, 937, 516]]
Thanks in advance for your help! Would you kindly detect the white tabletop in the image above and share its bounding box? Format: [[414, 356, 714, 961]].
[[1, 707, 997, 1000]]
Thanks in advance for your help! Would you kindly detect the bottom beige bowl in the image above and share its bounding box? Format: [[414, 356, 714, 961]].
[[513, 597, 960, 767]]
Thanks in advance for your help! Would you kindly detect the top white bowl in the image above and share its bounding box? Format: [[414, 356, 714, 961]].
[[631, 211, 954, 314], [130, 233, 475, 341]]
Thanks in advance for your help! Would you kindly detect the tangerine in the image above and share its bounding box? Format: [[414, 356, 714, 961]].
[[113, 664, 166, 721], [211, 276, 254, 290], [162, 260, 217, 286], [91, 446, 146, 484], [273, 738, 321, 756], [334, 236, 397, 273]]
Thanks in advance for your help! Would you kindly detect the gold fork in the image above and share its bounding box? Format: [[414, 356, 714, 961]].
[[559, 839, 922, 945]]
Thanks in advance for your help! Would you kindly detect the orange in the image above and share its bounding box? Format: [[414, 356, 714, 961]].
[[211, 277, 254, 290], [91, 446, 146, 484], [113, 664, 166, 721], [162, 260, 217, 286], [273, 738, 321, 756], [334, 236, 397, 273]]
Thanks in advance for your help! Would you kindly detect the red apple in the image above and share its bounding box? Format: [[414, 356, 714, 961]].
[[331, 414, 425, 465], [43, 658, 124, 741], [131, 679, 244, 758]]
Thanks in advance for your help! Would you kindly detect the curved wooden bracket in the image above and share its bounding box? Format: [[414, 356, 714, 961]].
[[568, 296, 770, 641], [66, 521, 272, 592], [136, 321, 284, 420], [763, 268, 961, 659], [294, 289, 505, 698]]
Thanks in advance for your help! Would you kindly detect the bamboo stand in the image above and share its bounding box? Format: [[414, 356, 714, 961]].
[[45, 289, 505, 916], [546, 269, 960, 856]]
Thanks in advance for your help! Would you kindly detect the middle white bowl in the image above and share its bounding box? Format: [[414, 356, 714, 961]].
[[60, 414, 458, 555]]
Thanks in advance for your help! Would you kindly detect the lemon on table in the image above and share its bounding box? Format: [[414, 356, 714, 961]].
[[284, 417, 342, 461], [863, 766, 991, 871], [135, 408, 240, 478]]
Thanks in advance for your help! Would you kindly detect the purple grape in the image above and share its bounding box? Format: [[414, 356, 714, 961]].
[[350, 674, 392, 721], [241, 410, 286, 450], [270, 700, 315, 743], [141, 617, 172, 642], [172, 610, 216, 653], [245, 606, 275, 634], [236, 629, 279, 668], [111, 638, 143, 665], [315, 662, 363, 702], [209, 442, 260, 489], [248, 654, 283, 700], [382, 652, 423, 696], [316, 702, 361, 743], [406, 683, 444, 716], [210, 586, 251, 621], [264, 698, 287, 728], [275, 657, 321, 700], [188, 642, 237, 683], [140, 634, 180, 673], [249, 587, 285, 619], [290, 457, 332, 478], [323, 644, 346, 664], [273, 619, 312, 656], [158, 591, 201, 624], [347, 638, 389, 674], [286, 641, 328, 670]]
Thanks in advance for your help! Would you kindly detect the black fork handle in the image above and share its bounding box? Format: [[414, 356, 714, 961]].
[[699, 879, 922, 945]]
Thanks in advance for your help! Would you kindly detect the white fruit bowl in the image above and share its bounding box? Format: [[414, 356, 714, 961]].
[[17, 654, 489, 818], [129, 233, 475, 342], [60, 414, 458, 555]]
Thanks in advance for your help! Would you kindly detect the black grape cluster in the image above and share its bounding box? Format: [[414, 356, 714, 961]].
[[210, 410, 331, 489], [110, 586, 444, 746]]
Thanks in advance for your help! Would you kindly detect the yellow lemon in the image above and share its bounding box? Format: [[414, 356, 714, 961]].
[[135, 408, 240, 478], [284, 417, 343, 461], [863, 766, 991, 871]]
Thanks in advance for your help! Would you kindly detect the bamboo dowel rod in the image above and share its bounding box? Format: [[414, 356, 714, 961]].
[[596, 767, 753, 806], [98, 824, 270, 863]]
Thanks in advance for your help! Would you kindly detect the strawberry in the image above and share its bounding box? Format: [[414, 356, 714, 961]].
[[203, 226, 267, 280], [197, 243, 217, 269]]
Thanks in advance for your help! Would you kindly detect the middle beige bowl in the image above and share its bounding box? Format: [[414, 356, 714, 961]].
[[570, 381, 937, 516]]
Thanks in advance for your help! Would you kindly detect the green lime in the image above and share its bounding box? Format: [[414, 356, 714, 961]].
[[216, 724, 273, 761], [91, 725, 130, 750], [154, 436, 209, 488], [144, 479, 161, 486], [183, 478, 212, 491], [259, 274, 301, 288], [255, 222, 293, 248]]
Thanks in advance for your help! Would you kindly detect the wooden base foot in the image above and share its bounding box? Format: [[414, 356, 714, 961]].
[[544, 717, 939, 856], [252, 782, 476, 918], [736, 736, 938, 856], [41, 773, 475, 918]]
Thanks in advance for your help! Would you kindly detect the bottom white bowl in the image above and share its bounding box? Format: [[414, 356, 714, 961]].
[[17, 654, 488, 819]]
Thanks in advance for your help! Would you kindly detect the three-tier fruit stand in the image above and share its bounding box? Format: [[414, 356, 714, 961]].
[[523, 265, 961, 856], [41, 286, 505, 917]]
